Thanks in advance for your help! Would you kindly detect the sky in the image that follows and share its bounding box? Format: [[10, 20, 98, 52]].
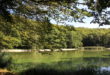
[[67, 17, 110, 29], [50, 17, 110, 29]]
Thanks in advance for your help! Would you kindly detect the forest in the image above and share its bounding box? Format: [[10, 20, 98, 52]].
[[0, 15, 110, 50], [0, 0, 110, 50], [1, 0, 110, 75]]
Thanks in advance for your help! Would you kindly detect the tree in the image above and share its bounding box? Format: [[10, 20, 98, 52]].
[[82, 0, 110, 26], [0, 15, 42, 49], [102, 32, 110, 47], [2, 0, 110, 26], [0, 31, 21, 49], [82, 31, 103, 46], [66, 31, 82, 48], [40, 25, 67, 49], [0, 0, 92, 24]]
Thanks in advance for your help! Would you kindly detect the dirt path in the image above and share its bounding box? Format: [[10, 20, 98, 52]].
[[0, 69, 15, 75], [0, 69, 9, 72]]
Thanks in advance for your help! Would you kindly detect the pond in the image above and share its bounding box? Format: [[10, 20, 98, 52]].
[[8, 50, 110, 75]]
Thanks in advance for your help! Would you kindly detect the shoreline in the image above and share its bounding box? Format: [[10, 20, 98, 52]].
[[0, 49, 78, 52], [0, 46, 109, 52]]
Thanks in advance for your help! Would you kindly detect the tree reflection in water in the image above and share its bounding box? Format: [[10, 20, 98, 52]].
[[19, 60, 110, 75]]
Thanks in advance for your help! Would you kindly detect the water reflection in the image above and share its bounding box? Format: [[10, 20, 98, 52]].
[[19, 65, 110, 75], [9, 51, 110, 75], [19, 59, 110, 75], [100, 67, 110, 71]]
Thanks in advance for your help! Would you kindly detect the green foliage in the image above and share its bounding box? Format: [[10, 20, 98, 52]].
[[1, 15, 110, 49], [71, 31, 83, 48], [0, 53, 12, 68], [0, 32, 21, 49], [1, 36, 21, 49], [47, 26, 67, 49], [8, 63, 36, 73], [77, 28, 110, 47], [1, 0, 110, 26], [39, 24, 82, 49], [83, 33, 102, 46], [102, 32, 110, 47], [66, 31, 82, 48]]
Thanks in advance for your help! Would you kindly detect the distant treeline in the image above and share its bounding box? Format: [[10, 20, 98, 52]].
[[77, 28, 110, 47], [0, 15, 110, 49]]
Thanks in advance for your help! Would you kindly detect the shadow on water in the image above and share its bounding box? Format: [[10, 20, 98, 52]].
[[20, 64, 97, 75], [8, 51, 110, 75], [103, 54, 110, 57], [19, 64, 110, 75], [83, 57, 110, 63], [19, 57, 110, 75]]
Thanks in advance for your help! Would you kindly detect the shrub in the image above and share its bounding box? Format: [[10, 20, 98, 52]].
[[0, 53, 12, 68]]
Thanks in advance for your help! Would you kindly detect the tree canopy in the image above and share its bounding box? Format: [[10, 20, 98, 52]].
[[1, 0, 110, 25]]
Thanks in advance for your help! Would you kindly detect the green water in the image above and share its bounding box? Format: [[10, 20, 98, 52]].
[[8, 50, 110, 75], [10, 50, 110, 64]]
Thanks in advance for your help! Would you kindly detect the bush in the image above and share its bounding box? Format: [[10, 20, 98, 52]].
[[0, 53, 12, 68]]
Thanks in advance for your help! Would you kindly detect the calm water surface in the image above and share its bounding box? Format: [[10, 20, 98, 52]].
[[9, 50, 110, 75]]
